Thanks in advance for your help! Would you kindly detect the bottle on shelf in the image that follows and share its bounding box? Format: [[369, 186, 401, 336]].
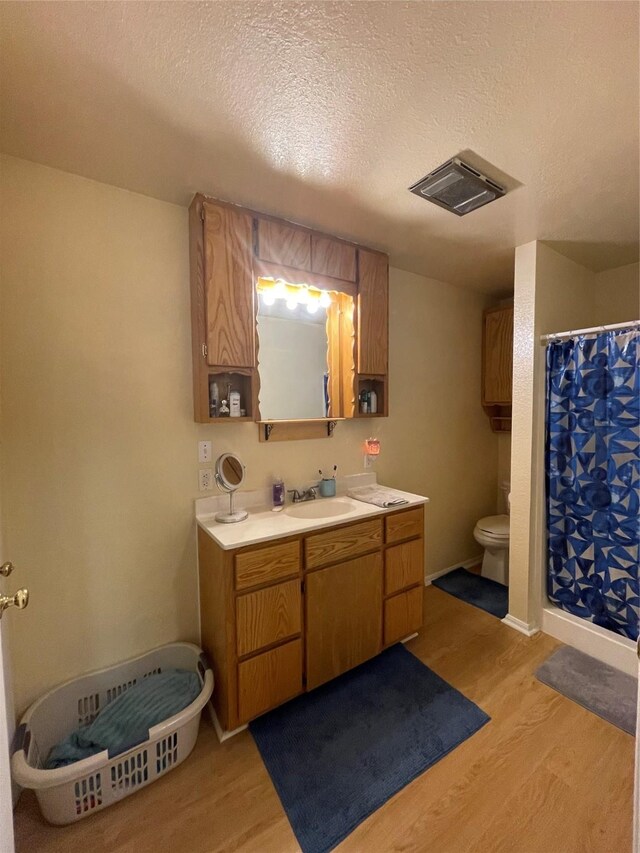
[[209, 380, 219, 418], [229, 390, 241, 418]]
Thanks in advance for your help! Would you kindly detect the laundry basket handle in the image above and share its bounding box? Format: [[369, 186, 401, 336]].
[[12, 722, 30, 757], [197, 652, 212, 680]]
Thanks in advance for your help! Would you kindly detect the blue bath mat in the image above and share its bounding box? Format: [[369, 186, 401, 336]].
[[249, 644, 490, 853], [432, 567, 508, 618]]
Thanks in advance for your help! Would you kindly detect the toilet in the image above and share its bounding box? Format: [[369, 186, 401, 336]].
[[473, 483, 510, 586]]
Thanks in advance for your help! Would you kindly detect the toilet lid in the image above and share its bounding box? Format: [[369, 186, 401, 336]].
[[477, 514, 510, 536]]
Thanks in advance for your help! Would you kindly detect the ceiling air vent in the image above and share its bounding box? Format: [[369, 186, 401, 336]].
[[409, 157, 506, 216]]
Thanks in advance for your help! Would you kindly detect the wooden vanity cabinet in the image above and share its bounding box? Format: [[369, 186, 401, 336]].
[[198, 505, 424, 733]]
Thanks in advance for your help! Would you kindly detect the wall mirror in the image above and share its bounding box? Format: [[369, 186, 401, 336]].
[[256, 278, 355, 423]]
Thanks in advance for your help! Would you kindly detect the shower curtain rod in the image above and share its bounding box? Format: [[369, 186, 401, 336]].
[[540, 319, 640, 343]]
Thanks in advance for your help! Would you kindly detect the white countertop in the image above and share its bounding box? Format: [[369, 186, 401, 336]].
[[196, 487, 429, 551]]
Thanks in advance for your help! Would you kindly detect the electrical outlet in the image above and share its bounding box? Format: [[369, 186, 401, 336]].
[[364, 453, 374, 469], [198, 440, 212, 463], [199, 468, 214, 491]]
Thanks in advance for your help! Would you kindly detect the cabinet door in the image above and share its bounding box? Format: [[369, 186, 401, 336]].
[[384, 587, 423, 645], [311, 235, 357, 282], [203, 202, 255, 367], [483, 306, 513, 404], [306, 553, 382, 690], [357, 249, 389, 375], [257, 219, 311, 271]]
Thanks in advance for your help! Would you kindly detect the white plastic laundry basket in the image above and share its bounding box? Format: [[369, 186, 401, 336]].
[[12, 642, 213, 825]]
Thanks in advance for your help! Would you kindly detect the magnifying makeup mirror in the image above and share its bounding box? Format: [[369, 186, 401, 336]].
[[214, 453, 248, 524]]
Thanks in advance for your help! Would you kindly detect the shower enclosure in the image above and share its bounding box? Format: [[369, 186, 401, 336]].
[[546, 324, 639, 645]]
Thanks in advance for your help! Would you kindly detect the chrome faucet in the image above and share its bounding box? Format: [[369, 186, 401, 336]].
[[288, 487, 317, 503]]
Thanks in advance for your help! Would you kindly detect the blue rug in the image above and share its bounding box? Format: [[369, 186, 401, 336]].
[[432, 568, 508, 618], [249, 644, 490, 853]]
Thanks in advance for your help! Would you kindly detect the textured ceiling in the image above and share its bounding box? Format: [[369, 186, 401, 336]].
[[1, 1, 638, 293]]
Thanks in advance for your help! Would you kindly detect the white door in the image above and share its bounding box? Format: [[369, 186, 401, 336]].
[[0, 561, 29, 853], [0, 615, 15, 853]]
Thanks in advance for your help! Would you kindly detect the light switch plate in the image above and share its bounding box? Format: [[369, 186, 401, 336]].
[[199, 468, 214, 491], [198, 440, 212, 463]]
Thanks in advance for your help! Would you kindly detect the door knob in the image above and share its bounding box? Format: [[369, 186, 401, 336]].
[[0, 588, 29, 618], [0, 562, 14, 577]]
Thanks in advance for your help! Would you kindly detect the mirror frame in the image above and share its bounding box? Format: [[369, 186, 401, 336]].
[[214, 453, 249, 524], [214, 452, 246, 492]]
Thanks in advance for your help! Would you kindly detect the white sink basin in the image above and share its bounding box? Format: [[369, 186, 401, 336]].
[[285, 499, 355, 520]]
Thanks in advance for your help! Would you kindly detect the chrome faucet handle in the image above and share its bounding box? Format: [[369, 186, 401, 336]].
[[287, 489, 302, 502]]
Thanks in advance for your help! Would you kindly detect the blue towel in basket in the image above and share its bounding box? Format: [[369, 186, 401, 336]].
[[46, 669, 200, 769]]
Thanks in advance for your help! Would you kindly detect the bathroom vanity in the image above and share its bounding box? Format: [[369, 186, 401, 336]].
[[196, 492, 427, 735]]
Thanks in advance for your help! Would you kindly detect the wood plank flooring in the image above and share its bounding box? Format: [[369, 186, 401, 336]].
[[13, 585, 635, 853]]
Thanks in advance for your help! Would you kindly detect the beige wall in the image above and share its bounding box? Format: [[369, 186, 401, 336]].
[[593, 262, 639, 322], [509, 242, 640, 627], [0, 156, 497, 713]]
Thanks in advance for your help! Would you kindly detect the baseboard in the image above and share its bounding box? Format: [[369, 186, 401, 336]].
[[424, 555, 483, 586], [542, 605, 637, 677], [208, 701, 247, 743], [501, 614, 540, 637]]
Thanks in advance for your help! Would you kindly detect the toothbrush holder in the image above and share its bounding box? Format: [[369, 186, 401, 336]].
[[319, 478, 336, 498]]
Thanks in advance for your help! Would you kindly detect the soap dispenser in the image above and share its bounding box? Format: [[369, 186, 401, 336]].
[[272, 477, 285, 511]]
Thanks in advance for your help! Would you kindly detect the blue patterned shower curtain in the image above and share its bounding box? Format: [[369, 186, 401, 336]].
[[546, 328, 639, 640]]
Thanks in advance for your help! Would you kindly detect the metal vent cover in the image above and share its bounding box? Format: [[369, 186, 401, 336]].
[[409, 157, 506, 216]]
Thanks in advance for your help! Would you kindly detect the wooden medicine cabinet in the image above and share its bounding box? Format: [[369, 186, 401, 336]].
[[188, 194, 390, 437], [481, 303, 513, 431]]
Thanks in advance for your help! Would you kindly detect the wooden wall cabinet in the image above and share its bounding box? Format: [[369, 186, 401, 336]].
[[198, 505, 424, 733], [189, 193, 390, 427], [482, 304, 513, 432], [256, 219, 311, 271], [311, 235, 357, 282]]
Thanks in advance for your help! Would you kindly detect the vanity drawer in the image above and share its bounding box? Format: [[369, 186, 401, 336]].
[[236, 579, 301, 657], [234, 540, 300, 591], [237, 638, 303, 722], [384, 539, 424, 596], [385, 507, 423, 544], [304, 519, 383, 569], [384, 586, 423, 645]]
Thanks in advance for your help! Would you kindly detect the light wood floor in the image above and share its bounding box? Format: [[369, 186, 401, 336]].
[[14, 585, 635, 853]]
